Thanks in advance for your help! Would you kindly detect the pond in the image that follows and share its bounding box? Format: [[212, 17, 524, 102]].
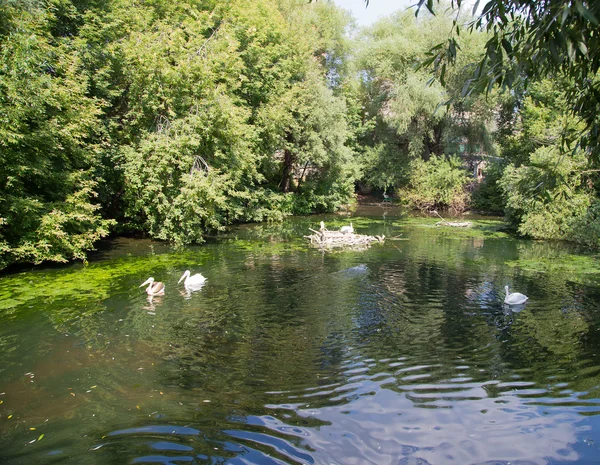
[[2, 207, 600, 465]]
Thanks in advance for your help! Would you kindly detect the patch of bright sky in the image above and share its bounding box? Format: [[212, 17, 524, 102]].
[[332, 0, 481, 28], [332, 0, 413, 27]]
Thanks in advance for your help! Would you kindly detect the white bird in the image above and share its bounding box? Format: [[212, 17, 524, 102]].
[[178, 270, 207, 288], [140, 277, 165, 296], [340, 222, 354, 234], [504, 285, 528, 305]]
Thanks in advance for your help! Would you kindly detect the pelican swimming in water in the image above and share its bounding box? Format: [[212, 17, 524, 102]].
[[340, 222, 354, 234], [504, 285, 528, 305], [140, 277, 165, 296], [178, 270, 207, 289]]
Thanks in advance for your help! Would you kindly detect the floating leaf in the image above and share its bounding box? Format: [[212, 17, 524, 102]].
[[38, 434, 44, 441]]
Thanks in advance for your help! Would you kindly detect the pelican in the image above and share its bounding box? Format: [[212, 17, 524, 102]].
[[504, 285, 528, 305], [340, 222, 354, 234], [140, 277, 165, 296], [178, 270, 207, 288]]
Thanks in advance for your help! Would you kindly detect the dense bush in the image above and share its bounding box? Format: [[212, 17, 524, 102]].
[[470, 160, 506, 214], [0, 0, 357, 268], [398, 155, 470, 213], [495, 79, 600, 246], [0, 2, 111, 268], [500, 146, 599, 246]]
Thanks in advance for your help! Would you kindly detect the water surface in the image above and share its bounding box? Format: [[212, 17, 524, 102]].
[[2, 208, 600, 465]]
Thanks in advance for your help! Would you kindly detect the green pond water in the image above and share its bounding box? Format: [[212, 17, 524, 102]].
[[2, 207, 600, 465]]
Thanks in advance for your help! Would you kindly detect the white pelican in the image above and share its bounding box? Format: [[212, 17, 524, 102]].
[[178, 270, 207, 289], [340, 222, 354, 234], [140, 277, 165, 296], [504, 285, 528, 305]]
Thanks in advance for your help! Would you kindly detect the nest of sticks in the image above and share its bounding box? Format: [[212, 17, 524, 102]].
[[305, 222, 385, 250]]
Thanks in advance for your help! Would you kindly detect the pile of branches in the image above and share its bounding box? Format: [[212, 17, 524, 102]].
[[433, 211, 472, 228], [436, 220, 472, 227], [305, 222, 385, 251]]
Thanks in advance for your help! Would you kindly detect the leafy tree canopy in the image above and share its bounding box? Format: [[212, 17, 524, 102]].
[[415, 0, 600, 160]]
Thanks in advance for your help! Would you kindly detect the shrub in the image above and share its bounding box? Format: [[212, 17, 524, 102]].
[[500, 146, 599, 246], [399, 155, 470, 213], [3, 173, 114, 266], [470, 160, 506, 214]]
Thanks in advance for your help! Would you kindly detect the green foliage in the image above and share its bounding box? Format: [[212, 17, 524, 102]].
[[500, 79, 581, 166], [399, 155, 470, 212], [0, 0, 358, 268], [0, 1, 111, 268], [495, 78, 600, 247], [352, 11, 450, 169], [349, 9, 498, 197], [500, 146, 598, 245], [359, 143, 410, 191], [6, 0, 600, 268], [116, 0, 357, 244], [9, 174, 115, 265], [418, 0, 600, 162], [470, 160, 505, 214], [258, 70, 357, 198]]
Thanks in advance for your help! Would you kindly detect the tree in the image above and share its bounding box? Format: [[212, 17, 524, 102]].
[[399, 155, 471, 212], [117, 0, 357, 243], [0, 0, 357, 267], [498, 79, 600, 245], [415, 0, 600, 161], [348, 9, 498, 194], [0, 0, 113, 268]]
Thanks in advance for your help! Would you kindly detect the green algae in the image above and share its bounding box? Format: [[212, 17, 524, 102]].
[[399, 217, 511, 239]]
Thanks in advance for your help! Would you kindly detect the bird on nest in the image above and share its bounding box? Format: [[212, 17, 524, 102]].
[[340, 222, 354, 234]]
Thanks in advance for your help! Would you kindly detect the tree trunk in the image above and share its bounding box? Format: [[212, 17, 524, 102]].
[[281, 133, 296, 193], [281, 148, 294, 193], [429, 124, 444, 156]]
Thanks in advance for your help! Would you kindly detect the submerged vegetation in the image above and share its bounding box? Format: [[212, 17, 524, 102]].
[[1, 0, 599, 269]]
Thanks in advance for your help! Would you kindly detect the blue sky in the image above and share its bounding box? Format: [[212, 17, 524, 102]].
[[332, 0, 413, 27], [331, 0, 481, 27]]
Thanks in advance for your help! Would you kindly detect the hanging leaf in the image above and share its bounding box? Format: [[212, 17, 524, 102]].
[[575, 1, 598, 26]]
